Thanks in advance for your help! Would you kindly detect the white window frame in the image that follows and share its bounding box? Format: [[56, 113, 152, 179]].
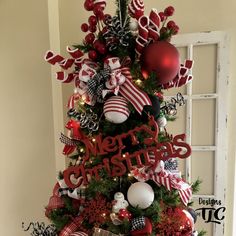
[[172, 31, 229, 236]]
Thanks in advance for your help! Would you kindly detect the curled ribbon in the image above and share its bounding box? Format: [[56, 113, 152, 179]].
[[162, 60, 194, 89], [131, 161, 192, 206], [136, 9, 161, 58]]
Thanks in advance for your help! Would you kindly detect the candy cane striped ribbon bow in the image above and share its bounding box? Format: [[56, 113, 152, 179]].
[[44, 47, 84, 83], [104, 57, 152, 114], [131, 161, 192, 206], [136, 9, 161, 58]]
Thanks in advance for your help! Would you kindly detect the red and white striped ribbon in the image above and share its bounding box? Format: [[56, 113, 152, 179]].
[[119, 76, 152, 114], [104, 58, 152, 114], [131, 165, 192, 205]]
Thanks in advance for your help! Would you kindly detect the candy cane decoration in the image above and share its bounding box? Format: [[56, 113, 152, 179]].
[[94, 0, 106, 10], [44, 47, 84, 83], [128, 0, 145, 19], [162, 60, 194, 89]]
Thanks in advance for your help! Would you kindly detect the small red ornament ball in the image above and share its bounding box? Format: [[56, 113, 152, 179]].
[[88, 50, 98, 60], [158, 12, 166, 22], [141, 41, 180, 85], [93, 5, 103, 16], [84, 0, 94, 11], [88, 15, 97, 26], [85, 33, 95, 44], [81, 23, 89, 32], [118, 209, 132, 220], [164, 6, 175, 16]]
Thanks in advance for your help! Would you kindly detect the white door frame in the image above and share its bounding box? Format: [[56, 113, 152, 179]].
[[172, 31, 229, 236]]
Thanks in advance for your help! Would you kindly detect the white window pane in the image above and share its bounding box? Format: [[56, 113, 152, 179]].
[[191, 151, 215, 195], [192, 99, 216, 146], [192, 44, 217, 94]]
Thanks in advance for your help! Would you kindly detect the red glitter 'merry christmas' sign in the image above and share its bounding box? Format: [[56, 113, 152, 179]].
[[63, 117, 191, 189]]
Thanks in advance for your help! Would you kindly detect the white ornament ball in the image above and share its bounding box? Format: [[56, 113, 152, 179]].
[[157, 116, 167, 128], [129, 19, 138, 32], [127, 182, 154, 209], [104, 96, 130, 124]]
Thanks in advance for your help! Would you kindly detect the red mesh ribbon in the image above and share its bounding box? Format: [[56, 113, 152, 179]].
[[45, 183, 65, 217], [162, 60, 194, 89], [136, 9, 161, 58], [59, 216, 83, 236]]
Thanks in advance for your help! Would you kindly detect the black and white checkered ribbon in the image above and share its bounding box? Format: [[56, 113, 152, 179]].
[[131, 216, 145, 231], [58, 187, 86, 200], [87, 67, 110, 103], [104, 16, 131, 51], [60, 133, 78, 146], [164, 158, 178, 171]]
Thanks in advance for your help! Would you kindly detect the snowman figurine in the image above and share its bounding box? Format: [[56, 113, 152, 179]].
[[112, 192, 129, 213]]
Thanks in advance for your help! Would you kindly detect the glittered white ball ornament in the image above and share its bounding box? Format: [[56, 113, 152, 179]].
[[127, 182, 154, 209], [129, 19, 138, 32], [104, 96, 130, 124]]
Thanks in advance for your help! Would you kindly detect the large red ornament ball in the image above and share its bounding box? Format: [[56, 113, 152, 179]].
[[141, 41, 180, 85]]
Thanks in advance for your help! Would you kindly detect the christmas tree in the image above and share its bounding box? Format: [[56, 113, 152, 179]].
[[43, 0, 204, 235]]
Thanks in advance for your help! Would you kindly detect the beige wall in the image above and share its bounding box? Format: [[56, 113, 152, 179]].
[[58, 0, 236, 235], [0, 0, 56, 235]]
